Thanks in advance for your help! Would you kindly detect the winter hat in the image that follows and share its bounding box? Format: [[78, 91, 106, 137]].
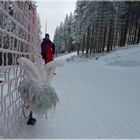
[[45, 33, 49, 37]]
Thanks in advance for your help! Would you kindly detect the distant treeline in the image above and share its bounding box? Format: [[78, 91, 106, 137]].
[[53, 1, 140, 56]]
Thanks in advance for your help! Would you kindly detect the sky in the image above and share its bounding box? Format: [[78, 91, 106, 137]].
[[36, 0, 77, 40], [16, 44, 140, 138]]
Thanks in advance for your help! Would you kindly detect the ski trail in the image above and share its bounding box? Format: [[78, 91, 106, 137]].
[[17, 61, 140, 138]]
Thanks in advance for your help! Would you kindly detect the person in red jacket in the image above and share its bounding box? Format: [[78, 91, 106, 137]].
[[41, 33, 55, 64]]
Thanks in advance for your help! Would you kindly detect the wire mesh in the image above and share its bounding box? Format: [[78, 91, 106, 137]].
[[0, 0, 41, 138]]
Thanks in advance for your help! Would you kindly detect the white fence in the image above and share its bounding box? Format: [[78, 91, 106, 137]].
[[0, 1, 41, 138]]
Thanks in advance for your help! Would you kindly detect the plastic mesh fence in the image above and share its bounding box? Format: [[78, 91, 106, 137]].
[[0, 1, 41, 138]]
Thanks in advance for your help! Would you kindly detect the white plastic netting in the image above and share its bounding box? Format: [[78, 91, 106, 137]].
[[0, 1, 41, 138]]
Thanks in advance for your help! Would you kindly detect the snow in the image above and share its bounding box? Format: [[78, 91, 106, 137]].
[[17, 44, 140, 138]]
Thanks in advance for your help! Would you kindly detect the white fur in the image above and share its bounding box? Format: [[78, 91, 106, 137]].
[[17, 57, 64, 114], [17, 57, 42, 81], [43, 59, 64, 84]]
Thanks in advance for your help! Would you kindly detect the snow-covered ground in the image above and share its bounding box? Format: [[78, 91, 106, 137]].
[[17, 44, 140, 138]]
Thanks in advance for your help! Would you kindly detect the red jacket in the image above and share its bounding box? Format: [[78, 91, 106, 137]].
[[44, 43, 53, 64], [41, 39, 55, 64]]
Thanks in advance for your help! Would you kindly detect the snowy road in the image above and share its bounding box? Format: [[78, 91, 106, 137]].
[[17, 51, 140, 138]]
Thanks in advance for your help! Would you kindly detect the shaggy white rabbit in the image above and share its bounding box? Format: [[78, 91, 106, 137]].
[[17, 57, 64, 115]]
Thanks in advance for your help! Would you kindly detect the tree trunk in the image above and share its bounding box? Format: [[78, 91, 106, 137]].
[[86, 26, 90, 57], [136, 23, 140, 44], [102, 26, 107, 52], [106, 26, 112, 52], [82, 34, 85, 54], [77, 43, 80, 55]]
